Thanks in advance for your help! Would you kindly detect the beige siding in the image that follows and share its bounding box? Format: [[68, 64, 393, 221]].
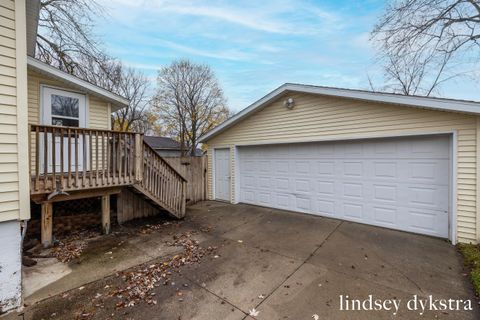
[[206, 93, 479, 243], [89, 96, 110, 130], [0, 0, 29, 221], [28, 70, 112, 171], [0, 0, 19, 221], [27, 70, 110, 128]]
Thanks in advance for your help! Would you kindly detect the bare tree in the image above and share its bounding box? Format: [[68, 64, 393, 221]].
[[376, 46, 457, 95], [111, 65, 151, 133], [134, 109, 163, 136], [36, 0, 152, 132], [74, 54, 152, 132], [371, 0, 480, 95], [154, 60, 231, 156], [37, 0, 104, 74]]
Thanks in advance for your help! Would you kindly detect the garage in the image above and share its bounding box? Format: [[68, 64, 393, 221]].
[[201, 83, 480, 244], [238, 135, 451, 238]]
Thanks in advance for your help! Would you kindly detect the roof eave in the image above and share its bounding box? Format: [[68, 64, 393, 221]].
[[26, 0, 40, 57], [153, 148, 182, 151], [27, 57, 129, 111], [199, 84, 289, 143], [200, 83, 480, 143]]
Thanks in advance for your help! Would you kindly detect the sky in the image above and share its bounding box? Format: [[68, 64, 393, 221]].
[[95, 0, 480, 112]]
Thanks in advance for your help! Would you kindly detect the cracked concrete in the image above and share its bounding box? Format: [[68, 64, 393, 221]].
[[5, 201, 479, 320]]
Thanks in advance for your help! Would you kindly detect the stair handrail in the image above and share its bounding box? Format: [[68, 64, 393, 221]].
[[137, 139, 187, 217], [142, 142, 187, 182]]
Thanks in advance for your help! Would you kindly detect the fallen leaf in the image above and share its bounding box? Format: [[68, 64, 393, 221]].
[[107, 231, 217, 310], [249, 308, 260, 317]]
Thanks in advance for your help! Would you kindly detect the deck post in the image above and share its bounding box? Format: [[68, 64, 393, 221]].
[[101, 194, 111, 234], [181, 180, 187, 217], [134, 133, 143, 183], [41, 202, 53, 247]]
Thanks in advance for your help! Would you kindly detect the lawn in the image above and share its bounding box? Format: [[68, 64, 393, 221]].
[[458, 243, 480, 295]]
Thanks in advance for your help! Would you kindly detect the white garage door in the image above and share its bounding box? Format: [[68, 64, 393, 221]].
[[238, 135, 451, 238]]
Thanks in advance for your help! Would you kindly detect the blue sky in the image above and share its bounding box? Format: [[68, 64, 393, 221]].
[[95, 0, 480, 112]]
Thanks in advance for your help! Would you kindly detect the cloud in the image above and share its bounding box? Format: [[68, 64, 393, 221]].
[[152, 39, 254, 61], [158, 4, 296, 34], [100, 0, 343, 35], [97, 0, 470, 112], [122, 61, 163, 71]]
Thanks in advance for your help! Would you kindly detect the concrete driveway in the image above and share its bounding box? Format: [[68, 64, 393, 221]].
[[18, 201, 479, 320]]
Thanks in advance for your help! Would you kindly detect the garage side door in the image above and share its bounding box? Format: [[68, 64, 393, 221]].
[[238, 135, 451, 238], [215, 148, 231, 201]]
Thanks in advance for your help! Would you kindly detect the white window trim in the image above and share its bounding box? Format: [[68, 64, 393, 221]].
[[40, 84, 89, 128]]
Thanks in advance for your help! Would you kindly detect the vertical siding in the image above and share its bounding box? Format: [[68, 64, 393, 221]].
[[206, 93, 479, 243], [0, 0, 20, 221]]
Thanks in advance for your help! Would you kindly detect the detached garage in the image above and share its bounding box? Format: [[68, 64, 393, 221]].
[[200, 84, 480, 244]]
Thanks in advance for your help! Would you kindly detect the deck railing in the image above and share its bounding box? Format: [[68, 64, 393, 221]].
[[137, 143, 187, 216], [29, 124, 186, 217], [30, 124, 140, 194]]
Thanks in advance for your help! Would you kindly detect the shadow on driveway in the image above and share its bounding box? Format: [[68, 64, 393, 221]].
[[9, 201, 479, 320]]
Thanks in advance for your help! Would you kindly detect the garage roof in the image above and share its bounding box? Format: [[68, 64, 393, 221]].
[[200, 83, 480, 142], [27, 57, 129, 111]]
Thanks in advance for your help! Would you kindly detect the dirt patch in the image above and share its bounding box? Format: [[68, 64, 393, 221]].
[[108, 231, 216, 309], [51, 229, 102, 263], [27, 230, 218, 320], [24, 214, 180, 267]]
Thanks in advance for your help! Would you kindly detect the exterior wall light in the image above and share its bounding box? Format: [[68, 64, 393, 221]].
[[283, 97, 295, 109]]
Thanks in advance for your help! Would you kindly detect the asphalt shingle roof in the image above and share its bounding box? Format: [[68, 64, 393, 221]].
[[144, 136, 181, 150]]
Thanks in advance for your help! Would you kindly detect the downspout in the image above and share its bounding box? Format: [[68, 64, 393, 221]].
[[20, 220, 28, 246]]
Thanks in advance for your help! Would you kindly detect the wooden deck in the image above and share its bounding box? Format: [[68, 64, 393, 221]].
[[29, 124, 187, 246], [30, 125, 140, 195]]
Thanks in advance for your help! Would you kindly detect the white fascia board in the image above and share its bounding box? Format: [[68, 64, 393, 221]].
[[27, 57, 129, 111], [200, 83, 480, 143], [292, 84, 480, 114], [200, 84, 289, 142]]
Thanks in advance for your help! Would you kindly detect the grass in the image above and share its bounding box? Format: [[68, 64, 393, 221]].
[[458, 243, 480, 295]]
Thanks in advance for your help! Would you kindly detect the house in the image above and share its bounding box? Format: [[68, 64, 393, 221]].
[[144, 136, 204, 157], [200, 83, 480, 245], [0, 1, 186, 313]]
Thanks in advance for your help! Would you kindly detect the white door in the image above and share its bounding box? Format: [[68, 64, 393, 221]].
[[215, 148, 231, 201], [41, 87, 87, 173], [238, 135, 451, 238]]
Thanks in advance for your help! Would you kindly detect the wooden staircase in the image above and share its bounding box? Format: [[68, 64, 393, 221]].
[[131, 142, 186, 218], [29, 124, 187, 218]]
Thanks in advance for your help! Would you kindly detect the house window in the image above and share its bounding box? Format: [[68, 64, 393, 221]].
[[42, 86, 86, 128], [51, 94, 80, 127]]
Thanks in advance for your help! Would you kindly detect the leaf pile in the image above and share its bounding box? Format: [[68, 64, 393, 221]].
[[108, 231, 216, 309], [50, 229, 101, 263], [138, 221, 175, 234]]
